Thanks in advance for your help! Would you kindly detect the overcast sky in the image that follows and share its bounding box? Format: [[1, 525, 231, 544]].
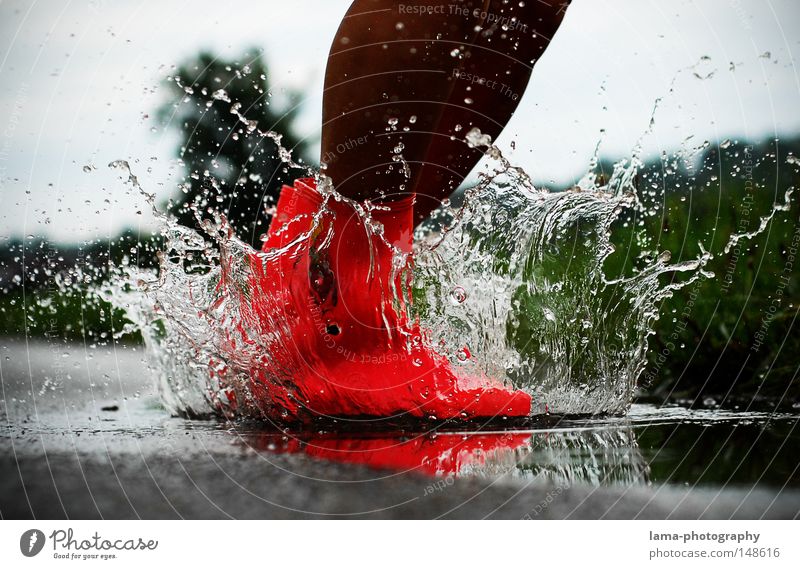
[[1, 0, 798, 242]]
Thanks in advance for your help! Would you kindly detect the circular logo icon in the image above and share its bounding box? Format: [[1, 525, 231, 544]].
[[20, 529, 45, 557]]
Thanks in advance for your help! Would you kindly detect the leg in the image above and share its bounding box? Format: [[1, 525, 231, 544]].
[[322, 0, 570, 222], [246, 0, 572, 420]]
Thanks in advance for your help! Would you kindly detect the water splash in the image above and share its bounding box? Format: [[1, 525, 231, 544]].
[[97, 88, 796, 422], [411, 130, 716, 416]]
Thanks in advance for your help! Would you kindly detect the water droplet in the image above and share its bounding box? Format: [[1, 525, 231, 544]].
[[449, 286, 467, 304], [211, 89, 230, 102]]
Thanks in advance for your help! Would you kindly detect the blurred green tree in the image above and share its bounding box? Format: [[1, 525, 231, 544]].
[[159, 49, 313, 247]]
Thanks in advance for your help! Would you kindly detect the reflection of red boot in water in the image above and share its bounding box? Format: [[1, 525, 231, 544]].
[[246, 429, 533, 477], [242, 178, 530, 420]]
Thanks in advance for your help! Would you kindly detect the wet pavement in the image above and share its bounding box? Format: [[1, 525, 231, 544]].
[[1, 340, 798, 519]]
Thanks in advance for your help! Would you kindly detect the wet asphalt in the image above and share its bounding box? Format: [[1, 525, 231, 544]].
[[1, 340, 798, 520]]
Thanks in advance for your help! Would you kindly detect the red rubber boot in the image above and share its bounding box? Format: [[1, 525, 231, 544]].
[[234, 178, 531, 421]]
